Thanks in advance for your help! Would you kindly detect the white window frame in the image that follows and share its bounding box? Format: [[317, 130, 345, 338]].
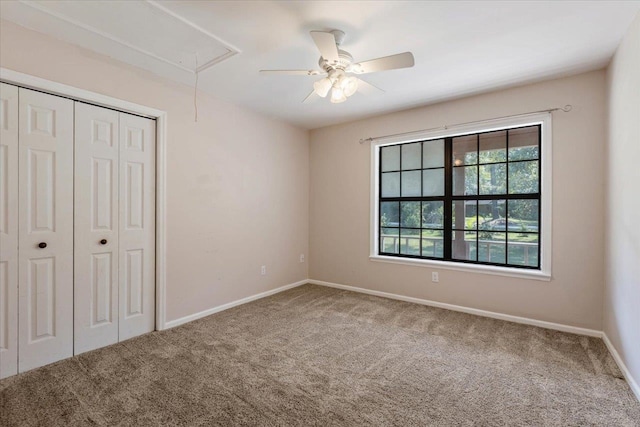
[[369, 112, 552, 281]]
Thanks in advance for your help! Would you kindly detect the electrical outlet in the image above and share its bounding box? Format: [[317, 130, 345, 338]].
[[431, 272, 439, 283], [261, 265, 266, 275], [299, 254, 305, 263]]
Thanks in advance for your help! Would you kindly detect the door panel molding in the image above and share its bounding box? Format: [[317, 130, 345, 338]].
[[18, 88, 74, 373], [119, 112, 155, 341], [74, 102, 120, 355]]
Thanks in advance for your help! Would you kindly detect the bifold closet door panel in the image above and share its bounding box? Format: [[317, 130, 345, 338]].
[[118, 113, 155, 341], [0, 83, 19, 379], [74, 103, 120, 355], [18, 88, 74, 372]]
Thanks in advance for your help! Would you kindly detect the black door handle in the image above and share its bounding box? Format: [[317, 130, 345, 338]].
[[38, 242, 47, 249], [100, 239, 108, 245]]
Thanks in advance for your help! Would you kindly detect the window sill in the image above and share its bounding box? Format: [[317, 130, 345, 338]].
[[369, 255, 551, 281]]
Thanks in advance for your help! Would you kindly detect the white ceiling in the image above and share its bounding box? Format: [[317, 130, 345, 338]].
[[2, 1, 639, 129]]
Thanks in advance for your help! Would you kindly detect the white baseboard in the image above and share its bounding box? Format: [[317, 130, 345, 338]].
[[602, 333, 640, 402], [163, 280, 308, 329], [308, 279, 603, 338]]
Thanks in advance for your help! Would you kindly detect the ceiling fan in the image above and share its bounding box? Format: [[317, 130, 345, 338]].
[[260, 30, 415, 104]]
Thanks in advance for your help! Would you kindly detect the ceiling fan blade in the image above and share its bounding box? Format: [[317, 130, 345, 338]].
[[260, 70, 323, 76], [302, 90, 319, 104], [310, 31, 339, 62], [356, 78, 385, 95], [354, 52, 415, 74]]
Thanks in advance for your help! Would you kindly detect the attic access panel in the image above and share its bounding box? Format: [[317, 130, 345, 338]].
[[22, 0, 238, 73]]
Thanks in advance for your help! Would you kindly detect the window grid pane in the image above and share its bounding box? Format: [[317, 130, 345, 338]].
[[453, 166, 478, 195], [401, 171, 422, 197], [400, 228, 420, 255], [422, 229, 444, 258], [423, 139, 445, 168], [381, 172, 400, 197], [479, 130, 507, 164], [381, 145, 400, 171], [423, 168, 445, 197], [380, 228, 399, 254], [402, 143, 422, 170]]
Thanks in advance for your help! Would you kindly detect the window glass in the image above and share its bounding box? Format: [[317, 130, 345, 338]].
[[423, 139, 444, 168], [422, 169, 444, 197], [479, 163, 506, 195], [509, 126, 539, 161], [381, 172, 400, 197], [453, 135, 477, 166], [452, 231, 477, 261], [400, 201, 421, 228], [380, 228, 399, 254], [453, 166, 477, 196], [422, 229, 444, 258], [480, 131, 507, 164], [508, 199, 539, 232], [400, 229, 420, 255], [509, 161, 538, 194], [507, 233, 539, 267], [452, 200, 477, 230], [401, 170, 421, 197], [478, 232, 506, 264], [478, 200, 507, 231], [381, 145, 400, 171], [402, 143, 422, 170], [380, 202, 399, 227], [422, 201, 444, 229]]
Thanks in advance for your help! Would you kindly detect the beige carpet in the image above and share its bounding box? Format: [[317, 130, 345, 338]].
[[1, 284, 639, 426]]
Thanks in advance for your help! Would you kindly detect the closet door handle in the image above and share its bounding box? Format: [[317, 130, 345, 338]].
[[38, 242, 47, 249], [100, 239, 108, 245]]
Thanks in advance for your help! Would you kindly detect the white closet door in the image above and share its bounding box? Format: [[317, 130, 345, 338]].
[[0, 83, 19, 379], [18, 88, 74, 372], [118, 113, 155, 341], [74, 103, 120, 355]]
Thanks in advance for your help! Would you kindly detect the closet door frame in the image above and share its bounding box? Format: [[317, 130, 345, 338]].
[[0, 68, 168, 332]]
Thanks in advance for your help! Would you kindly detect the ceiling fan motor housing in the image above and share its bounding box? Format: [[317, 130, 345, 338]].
[[330, 29, 346, 45], [318, 49, 354, 72]]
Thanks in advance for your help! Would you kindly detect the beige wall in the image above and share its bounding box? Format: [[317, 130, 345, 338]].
[[605, 13, 640, 391], [310, 70, 607, 330], [0, 20, 309, 323]]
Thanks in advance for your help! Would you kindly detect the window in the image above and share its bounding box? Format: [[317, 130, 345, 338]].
[[371, 113, 551, 279]]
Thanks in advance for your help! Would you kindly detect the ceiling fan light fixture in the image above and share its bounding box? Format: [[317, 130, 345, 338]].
[[330, 85, 347, 103], [313, 77, 332, 97], [340, 76, 358, 97]]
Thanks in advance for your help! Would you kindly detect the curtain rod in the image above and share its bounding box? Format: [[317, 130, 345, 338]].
[[358, 105, 573, 144]]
